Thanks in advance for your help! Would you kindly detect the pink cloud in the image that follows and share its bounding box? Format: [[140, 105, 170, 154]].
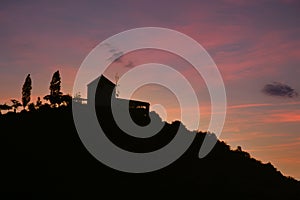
[[229, 103, 273, 109], [222, 131, 288, 143], [264, 112, 300, 123], [229, 101, 300, 109], [174, 19, 300, 82], [250, 141, 300, 152]]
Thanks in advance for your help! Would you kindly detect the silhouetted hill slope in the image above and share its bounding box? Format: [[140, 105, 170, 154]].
[[1, 107, 299, 199]]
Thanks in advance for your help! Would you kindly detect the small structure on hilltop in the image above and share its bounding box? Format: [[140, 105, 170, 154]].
[[87, 75, 150, 126]]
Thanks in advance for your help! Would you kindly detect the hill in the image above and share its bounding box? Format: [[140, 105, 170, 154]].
[[1, 106, 299, 199]]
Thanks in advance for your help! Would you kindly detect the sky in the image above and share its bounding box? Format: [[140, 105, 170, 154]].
[[0, 0, 300, 179]]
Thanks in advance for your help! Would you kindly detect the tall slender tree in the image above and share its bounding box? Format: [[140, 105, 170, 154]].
[[44, 70, 62, 107], [22, 74, 32, 109]]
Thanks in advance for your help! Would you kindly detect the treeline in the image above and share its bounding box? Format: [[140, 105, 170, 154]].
[[0, 70, 72, 114]]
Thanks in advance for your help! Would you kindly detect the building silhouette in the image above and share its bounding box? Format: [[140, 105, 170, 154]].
[[87, 75, 150, 126]]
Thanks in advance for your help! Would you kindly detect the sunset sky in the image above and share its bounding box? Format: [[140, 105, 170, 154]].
[[1, 0, 300, 179]]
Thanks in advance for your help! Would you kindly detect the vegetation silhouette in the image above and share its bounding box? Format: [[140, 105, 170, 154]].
[[0, 103, 11, 114], [0, 71, 299, 199], [43, 70, 72, 108], [10, 99, 22, 113], [21, 74, 32, 110]]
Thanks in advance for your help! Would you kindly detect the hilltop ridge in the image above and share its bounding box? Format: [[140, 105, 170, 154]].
[[1, 106, 299, 198]]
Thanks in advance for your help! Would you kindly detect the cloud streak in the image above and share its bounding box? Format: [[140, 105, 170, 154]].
[[263, 112, 300, 123], [229, 101, 300, 110]]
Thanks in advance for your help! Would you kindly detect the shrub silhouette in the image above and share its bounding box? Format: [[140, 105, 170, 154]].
[[61, 94, 72, 106], [28, 103, 36, 112], [0, 103, 11, 114], [10, 99, 22, 113]]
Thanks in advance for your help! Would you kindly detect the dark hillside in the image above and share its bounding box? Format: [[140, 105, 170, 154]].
[[1, 107, 299, 199]]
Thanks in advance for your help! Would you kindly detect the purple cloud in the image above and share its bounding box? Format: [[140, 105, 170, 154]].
[[263, 82, 298, 98]]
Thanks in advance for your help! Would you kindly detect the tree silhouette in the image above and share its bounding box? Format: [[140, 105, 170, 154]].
[[44, 70, 63, 107], [10, 99, 22, 113], [237, 146, 242, 152], [36, 97, 42, 109], [22, 74, 32, 110], [28, 103, 36, 112], [61, 94, 72, 106], [0, 103, 12, 114]]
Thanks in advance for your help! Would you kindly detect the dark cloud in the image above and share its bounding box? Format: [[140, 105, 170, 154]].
[[106, 46, 124, 63], [262, 82, 298, 98], [109, 51, 124, 63], [104, 43, 135, 67], [124, 61, 134, 68]]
